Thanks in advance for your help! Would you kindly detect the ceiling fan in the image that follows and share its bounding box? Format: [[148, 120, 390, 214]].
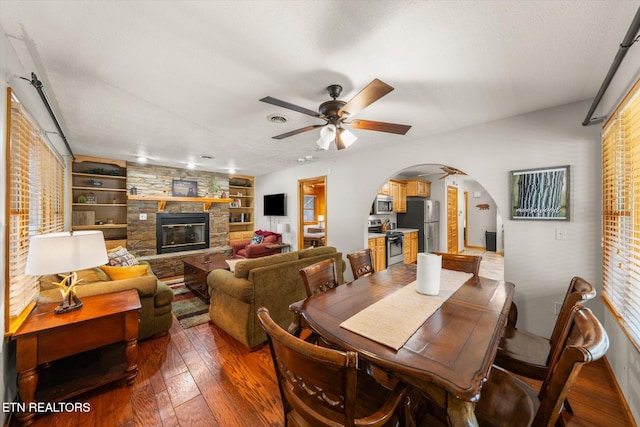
[[260, 79, 412, 150], [419, 166, 467, 179]]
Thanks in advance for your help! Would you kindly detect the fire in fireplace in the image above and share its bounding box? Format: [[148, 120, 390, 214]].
[[156, 213, 210, 254]]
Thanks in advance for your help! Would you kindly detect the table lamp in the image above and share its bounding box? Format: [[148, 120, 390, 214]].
[[317, 215, 325, 229], [25, 230, 109, 314]]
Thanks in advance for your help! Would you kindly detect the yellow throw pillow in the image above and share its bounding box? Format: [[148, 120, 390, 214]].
[[100, 264, 148, 281], [107, 245, 123, 253]]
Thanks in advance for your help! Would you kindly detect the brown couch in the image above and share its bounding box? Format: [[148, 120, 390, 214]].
[[38, 261, 174, 340], [207, 246, 345, 350]]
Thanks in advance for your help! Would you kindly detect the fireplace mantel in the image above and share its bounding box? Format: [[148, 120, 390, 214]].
[[128, 195, 234, 212]]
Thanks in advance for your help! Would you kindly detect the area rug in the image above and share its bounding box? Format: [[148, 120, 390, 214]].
[[165, 278, 210, 329]]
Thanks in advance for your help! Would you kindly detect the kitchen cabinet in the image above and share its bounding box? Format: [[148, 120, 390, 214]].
[[404, 231, 418, 264], [72, 155, 127, 248], [378, 182, 390, 195], [405, 179, 431, 197], [367, 236, 386, 272], [389, 180, 407, 213]]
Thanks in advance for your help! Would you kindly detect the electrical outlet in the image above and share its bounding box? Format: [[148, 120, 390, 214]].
[[139, 213, 147, 220], [554, 301, 563, 315], [555, 228, 566, 240]]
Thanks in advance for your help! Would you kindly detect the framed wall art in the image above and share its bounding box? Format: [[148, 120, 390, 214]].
[[172, 179, 198, 197], [510, 165, 570, 220]]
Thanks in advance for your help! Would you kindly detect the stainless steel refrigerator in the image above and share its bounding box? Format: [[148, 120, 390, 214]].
[[397, 199, 440, 253]]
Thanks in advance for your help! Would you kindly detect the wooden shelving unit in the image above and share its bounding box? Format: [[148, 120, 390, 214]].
[[72, 155, 128, 247], [228, 175, 254, 244]]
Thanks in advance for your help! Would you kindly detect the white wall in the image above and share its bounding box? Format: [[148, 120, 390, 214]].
[[597, 35, 640, 423]]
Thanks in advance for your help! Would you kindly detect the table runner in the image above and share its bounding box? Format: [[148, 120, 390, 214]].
[[339, 269, 473, 350]]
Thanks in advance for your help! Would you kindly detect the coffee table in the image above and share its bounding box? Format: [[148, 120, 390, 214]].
[[13, 289, 141, 426], [183, 254, 231, 301]]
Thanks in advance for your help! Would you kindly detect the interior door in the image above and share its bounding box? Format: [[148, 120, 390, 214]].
[[298, 176, 327, 249], [447, 186, 459, 253]]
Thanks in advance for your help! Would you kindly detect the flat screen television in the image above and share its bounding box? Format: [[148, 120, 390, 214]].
[[264, 193, 287, 216]]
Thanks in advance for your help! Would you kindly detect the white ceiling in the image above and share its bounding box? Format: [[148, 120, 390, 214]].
[[1, 1, 638, 176]]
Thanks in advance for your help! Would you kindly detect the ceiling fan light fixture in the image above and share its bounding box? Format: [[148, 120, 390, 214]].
[[337, 127, 357, 148], [316, 124, 336, 150]]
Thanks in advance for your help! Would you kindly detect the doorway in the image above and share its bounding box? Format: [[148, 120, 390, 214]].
[[298, 176, 327, 249], [447, 185, 459, 253]]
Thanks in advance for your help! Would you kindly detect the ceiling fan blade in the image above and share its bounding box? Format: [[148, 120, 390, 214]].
[[260, 96, 321, 118], [271, 124, 324, 140], [346, 119, 411, 135], [338, 79, 394, 117], [335, 132, 347, 150]]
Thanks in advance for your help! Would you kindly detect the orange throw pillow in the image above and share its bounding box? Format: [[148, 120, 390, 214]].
[[100, 264, 148, 281]]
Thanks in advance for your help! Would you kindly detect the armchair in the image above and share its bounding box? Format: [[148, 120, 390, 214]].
[[232, 230, 282, 259]]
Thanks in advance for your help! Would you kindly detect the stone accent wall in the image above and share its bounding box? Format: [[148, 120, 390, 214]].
[[126, 164, 232, 260]]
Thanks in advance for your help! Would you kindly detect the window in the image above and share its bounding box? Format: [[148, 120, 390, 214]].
[[303, 195, 316, 223], [5, 88, 65, 334], [602, 78, 640, 351]]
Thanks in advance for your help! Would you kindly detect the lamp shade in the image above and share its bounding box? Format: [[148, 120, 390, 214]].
[[317, 215, 325, 222], [316, 124, 336, 150], [25, 231, 109, 275], [276, 223, 290, 234]]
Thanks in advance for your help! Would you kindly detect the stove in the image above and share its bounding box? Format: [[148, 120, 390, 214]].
[[368, 220, 404, 267]]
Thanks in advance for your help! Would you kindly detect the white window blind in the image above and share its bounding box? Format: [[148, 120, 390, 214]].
[[602, 78, 640, 351], [5, 89, 65, 334]]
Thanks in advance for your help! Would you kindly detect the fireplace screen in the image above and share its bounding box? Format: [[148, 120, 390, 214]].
[[156, 213, 210, 254]]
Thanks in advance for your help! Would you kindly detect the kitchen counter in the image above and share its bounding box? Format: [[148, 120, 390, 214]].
[[368, 233, 386, 239], [396, 228, 419, 233]]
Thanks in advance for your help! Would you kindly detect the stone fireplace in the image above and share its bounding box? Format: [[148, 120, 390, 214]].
[[156, 212, 210, 254]]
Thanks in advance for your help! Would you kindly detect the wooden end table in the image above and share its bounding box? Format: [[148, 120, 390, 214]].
[[12, 289, 141, 426], [183, 254, 231, 301]]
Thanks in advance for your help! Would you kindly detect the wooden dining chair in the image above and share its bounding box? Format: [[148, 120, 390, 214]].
[[299, 257, 340, 296], [289, 258, 341, 340], [257, 307, 408, 427], [414, 306, 609, 427], [494, 276, 596, 381], [347, 248, 375, 279], [431, 252, 481, 276]]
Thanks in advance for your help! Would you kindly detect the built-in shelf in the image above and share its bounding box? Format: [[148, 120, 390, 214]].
[[128, 195, 234, 212], [73, 224, 128, 230], [72, 156, 128, 241]]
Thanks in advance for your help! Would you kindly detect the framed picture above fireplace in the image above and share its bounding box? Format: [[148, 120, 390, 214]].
[[172, 180, 198, 197]]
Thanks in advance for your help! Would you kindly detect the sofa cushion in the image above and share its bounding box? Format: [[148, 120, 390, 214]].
[[234, 251, 299, 279], [75, 267, 110, 284], [250, 234, 264, 244], [100, 264, 149, 280], [107, 247, 139, 266], [298, 246, 337, 259]]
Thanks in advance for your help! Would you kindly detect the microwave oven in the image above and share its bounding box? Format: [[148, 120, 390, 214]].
[[373, 195, 394, 214]]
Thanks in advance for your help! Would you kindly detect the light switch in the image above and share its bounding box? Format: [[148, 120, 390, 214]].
[[555, 228, 566, 240], [139, 213, 147, 220]]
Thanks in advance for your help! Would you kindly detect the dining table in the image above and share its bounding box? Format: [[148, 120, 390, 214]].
[[289, 263, 515, 427]]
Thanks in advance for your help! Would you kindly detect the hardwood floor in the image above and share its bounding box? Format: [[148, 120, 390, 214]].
[[9, 312, 635, 427]]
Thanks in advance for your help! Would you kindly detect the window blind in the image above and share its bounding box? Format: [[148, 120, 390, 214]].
[[5, 89, 65, 334], [602, 78, 640, 351]]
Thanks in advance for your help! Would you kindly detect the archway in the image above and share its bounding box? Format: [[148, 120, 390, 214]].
[[366, 163, 503, 279]]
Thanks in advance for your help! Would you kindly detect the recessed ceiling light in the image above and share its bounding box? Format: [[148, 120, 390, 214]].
[[187, 163, 196, 170], [267, 114, 288, 123], [137, 156, 147, 163], [297, 158, 305, 163], [304, 155, 313, 160], [228, 168, 236, 174]]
